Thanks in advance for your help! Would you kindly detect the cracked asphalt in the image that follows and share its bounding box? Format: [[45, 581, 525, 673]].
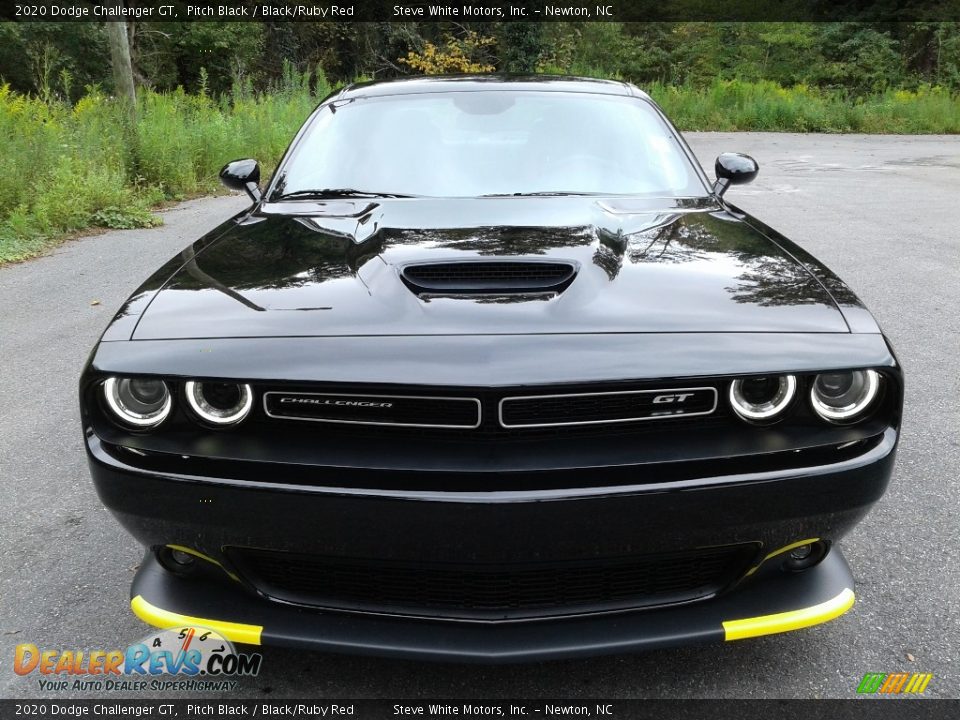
[[1, 133, 958, 700]]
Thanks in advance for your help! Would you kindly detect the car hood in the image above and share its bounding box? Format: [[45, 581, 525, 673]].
[[130, 197, 849, 340]]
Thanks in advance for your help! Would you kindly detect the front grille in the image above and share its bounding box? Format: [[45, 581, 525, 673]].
[[401, 261, 576, 293], [261, 383, 721, 432], [230, 545, 755, 620], [500, 387, 718, 428], [263, 392, 481, 428]]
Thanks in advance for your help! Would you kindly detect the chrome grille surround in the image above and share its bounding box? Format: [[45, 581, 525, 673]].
[[498, 386, 719, 428], [263, 392, 482, 429], [262, 385, 720, 430]]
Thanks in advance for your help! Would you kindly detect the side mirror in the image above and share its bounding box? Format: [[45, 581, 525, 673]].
[[219, 159, 262, 203], [713, 153, 759, 197]]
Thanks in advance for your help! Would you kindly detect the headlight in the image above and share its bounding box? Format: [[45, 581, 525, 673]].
[[103, 377, 172, 428], [185, 381, 253, 426], [729, 375, 797, 422], [810, 369, 880, 423]]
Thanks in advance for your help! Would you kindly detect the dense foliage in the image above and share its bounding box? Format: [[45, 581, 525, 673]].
[[2, 21, 959, 98], [0, 67, 327, 262]]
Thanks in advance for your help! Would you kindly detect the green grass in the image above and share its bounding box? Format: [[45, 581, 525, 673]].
[[0, 72, 327, 263], [1, 75, 958, 264], [648, 79, 960, 133]]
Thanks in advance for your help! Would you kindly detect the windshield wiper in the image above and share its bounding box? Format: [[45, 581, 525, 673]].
[[480, 191, 604, 197], [275, 188, 415, 200]]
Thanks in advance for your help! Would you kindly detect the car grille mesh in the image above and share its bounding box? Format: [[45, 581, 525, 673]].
[[263, 392, 480, 428], [401, 261, 576, 293], [262, 383, 721, 432], [500, 388, 717, 427], [230, 545, 754, 619]]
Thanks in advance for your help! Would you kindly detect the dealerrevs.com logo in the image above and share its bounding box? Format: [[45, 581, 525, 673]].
[[857, 672, 933, 695], [14, 626, 262, 693]]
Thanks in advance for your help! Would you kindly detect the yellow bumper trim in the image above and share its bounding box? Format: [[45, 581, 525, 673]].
[[722, 587, 855, 641], [165, 544, 240, 582], [743, 538, 821, 578], [130, 595, 263, 646], [763, 538, 821, 562]]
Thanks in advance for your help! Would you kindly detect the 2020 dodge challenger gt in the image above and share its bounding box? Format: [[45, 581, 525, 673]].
[[81, 76, 902, 661]]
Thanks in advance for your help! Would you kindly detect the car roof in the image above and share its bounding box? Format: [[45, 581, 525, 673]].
[[336, 74, 648, 101]]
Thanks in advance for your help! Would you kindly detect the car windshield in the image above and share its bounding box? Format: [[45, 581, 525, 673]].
[[273, 90, 706, 199]]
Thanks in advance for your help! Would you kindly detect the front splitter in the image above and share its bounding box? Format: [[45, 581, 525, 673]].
[[129, 549, 855, 662]]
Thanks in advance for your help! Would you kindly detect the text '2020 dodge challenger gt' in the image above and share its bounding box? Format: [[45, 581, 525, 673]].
[[82, 76, 902, 661]]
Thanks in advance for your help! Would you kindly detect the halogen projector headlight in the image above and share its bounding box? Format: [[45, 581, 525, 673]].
[[185, 381, 253, 426], [811, 369, 880, 423], [729, 375, 797, 422], [103, 377, 172, 428]]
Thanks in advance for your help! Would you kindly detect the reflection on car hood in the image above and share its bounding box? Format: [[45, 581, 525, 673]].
[[130, 197, 849, 340]]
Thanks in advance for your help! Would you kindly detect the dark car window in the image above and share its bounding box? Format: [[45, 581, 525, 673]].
[[274, 91, 707, 199]]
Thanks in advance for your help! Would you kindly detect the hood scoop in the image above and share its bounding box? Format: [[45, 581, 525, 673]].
[[400, 260, 578, 297]]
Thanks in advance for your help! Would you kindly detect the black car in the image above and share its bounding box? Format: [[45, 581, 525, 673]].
[[81, 76, 902, 661]]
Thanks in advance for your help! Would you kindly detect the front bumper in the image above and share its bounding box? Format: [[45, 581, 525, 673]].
[[88, 426, 896, 660], [130, 548, 856, 662]]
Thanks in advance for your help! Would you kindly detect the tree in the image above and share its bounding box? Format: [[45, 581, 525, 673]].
[[398, 31, 496, 74], [499, 23, 544, 73], [105, 11, 136, 106]]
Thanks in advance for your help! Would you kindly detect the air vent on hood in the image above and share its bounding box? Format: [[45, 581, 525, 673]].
[[401, 260, 577, 295]]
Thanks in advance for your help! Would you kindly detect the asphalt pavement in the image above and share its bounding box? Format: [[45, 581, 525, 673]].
[[1, 133, 958, 700]]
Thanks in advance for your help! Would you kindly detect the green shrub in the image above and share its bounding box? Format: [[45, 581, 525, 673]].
[[0, 78, 324, 263], [647, 79, 960, 133], [91, 205, 163, 230]]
